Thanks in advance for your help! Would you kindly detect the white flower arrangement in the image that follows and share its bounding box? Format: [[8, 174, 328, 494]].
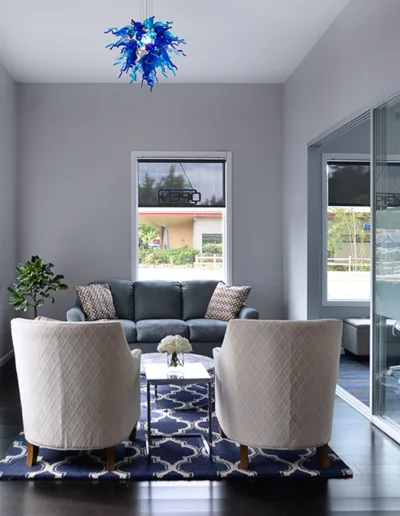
[[157, 335, 192, 354]]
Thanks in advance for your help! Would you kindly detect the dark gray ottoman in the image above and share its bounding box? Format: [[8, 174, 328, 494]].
[[342, 318, 370, 356], [342, 317, 400, 357]]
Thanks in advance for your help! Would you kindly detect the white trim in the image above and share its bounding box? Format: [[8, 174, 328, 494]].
[[371, 416, 400, 445], [336, 384, 371, 419], [131, 156, 139, 281], [130, 151, 233, 283], [369, 110, 376, 413], [336, 384, 400, 446], [224, 152, 233, 285], [132, 151, 228, 160], [0, 349, 14, 368], [321, 153, 371, 306]]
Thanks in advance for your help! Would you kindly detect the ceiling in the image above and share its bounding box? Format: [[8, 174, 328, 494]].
[[0, 0, 351, 83]]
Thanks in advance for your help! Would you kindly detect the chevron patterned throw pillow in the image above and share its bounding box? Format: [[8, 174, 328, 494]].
[[75, 284, 117, 321], [205, 282, 251, 322]]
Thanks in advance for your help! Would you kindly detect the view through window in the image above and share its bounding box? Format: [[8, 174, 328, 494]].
[[137, 160, 226, 281], [326, 160, 371, 301]]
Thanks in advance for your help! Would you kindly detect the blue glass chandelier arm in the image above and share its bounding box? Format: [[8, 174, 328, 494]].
[[143, 16, 155, 30], [106, 39, 127, 50], [105, 26, 135, 38], [105, 16, 186, 90], [158, 47, 178, 74]]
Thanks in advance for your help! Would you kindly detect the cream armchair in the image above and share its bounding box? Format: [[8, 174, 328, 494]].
[[213, 319, 342, 470], [11, 318, 142, 471]]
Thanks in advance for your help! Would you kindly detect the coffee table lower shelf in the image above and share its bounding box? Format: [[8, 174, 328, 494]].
[[145, 432, 212, 457], [145, 363, 213, 458]]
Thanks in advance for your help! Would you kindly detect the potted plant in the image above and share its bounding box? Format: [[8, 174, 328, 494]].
[[8, 256, 68, 318]]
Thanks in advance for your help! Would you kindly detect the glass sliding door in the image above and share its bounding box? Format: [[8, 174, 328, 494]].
[[372, 97, 400, 429]]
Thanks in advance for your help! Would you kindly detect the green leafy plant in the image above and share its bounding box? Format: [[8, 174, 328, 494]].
[[8, 256, 68, 318], [138, 246, 200, 266], [138, 224, 159, 248], [202, 243, 223, 255]]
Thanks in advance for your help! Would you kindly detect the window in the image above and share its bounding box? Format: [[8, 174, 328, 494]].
[[325, 157, 400, 303], [202, 233, 222, 246], [324, 157, 371, 303], [134, 154, 231, 282]]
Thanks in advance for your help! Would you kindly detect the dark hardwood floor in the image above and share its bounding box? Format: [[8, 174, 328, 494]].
[[1, 360, 400, 515]]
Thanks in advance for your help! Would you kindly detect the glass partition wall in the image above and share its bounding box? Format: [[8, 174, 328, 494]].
[[308, 92, 400, 443], [372, 98, 400, 434]]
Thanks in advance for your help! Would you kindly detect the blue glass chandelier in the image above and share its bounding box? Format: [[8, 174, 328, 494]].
[[105, 0, 186, 91]]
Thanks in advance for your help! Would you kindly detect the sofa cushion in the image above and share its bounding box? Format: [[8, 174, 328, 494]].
[[136, 319, 188, 343], [89, 280, 134, 320], [134, 281, 182, 320], [343, 318, 370, 329], [187, 318, 228, 342], [181, 280, 220, 320], [118, 320, 137, 343]]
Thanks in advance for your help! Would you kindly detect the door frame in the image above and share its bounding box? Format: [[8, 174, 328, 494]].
[[308, 88, 400, 445]]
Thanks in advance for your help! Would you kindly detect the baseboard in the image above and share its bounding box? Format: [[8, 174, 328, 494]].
[[0, 349, 14, 368]]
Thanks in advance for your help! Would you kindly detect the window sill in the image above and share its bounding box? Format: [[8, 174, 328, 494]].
[[323, 300, 370, 307]]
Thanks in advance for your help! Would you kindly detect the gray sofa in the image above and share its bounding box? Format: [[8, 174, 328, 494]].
[[67, 279, 259, 357]]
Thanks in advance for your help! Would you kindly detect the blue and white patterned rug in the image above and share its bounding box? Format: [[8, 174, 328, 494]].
[[0, 376, 352, 480]]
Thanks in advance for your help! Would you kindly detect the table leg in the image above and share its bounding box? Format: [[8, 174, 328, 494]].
[[155, 385, 158, 400], [147, 382, 152, 454], [208, 382, 212, 448]]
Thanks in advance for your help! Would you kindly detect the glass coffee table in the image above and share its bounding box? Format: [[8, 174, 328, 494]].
[[144, 362, 213, 456]]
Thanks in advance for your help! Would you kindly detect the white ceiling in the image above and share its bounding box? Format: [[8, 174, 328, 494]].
[[0, 0, 351, 83]]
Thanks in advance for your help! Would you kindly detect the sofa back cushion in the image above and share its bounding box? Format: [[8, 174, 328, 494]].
[[89, 280, 134, 320], [134, 281, 182, 320], [181, 280, 220, 320]]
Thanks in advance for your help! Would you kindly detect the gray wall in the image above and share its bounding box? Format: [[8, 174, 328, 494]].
[[0, 63, 16, 363], [283, 0, 400, 320], [17, 83, 283, 320]]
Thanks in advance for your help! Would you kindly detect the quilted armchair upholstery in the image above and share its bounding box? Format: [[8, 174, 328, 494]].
[[213, 319, 343, 470], [11, 318, 142, 471]]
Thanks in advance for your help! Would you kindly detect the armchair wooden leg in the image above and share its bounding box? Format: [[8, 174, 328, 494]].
[[26, 442, 39, 467], [105, 447, 115, 472], [129, 424, 137, 441], [316, 444, 330, 469], [239, 445, 248, 470]]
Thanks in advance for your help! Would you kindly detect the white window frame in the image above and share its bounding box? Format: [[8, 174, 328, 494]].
[[131, 151, 233, 284], [322, 153, 370, 306]]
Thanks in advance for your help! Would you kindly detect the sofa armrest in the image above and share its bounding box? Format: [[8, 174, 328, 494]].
[[238, 306, 259, 320], [130, 349, 142, 380], [213, 347, 221, 360], [66, 306, 86, 322], [130, 349, 142, 424], [213, 347, 221, 377]]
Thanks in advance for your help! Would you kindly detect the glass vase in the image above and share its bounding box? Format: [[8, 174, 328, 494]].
[[167, 351, 185, 378]]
